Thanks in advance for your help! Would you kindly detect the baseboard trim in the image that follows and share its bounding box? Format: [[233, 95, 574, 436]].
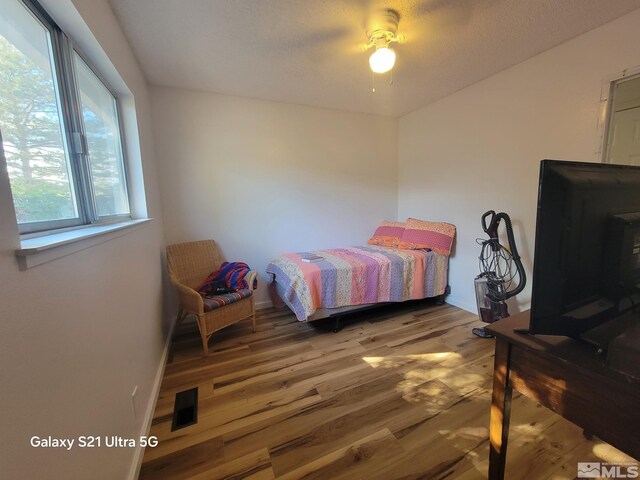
[[255, 299, 273, 310], [445, 295, 478, 315], [127, 320, 176, 480], [445, 296, 531, 319]]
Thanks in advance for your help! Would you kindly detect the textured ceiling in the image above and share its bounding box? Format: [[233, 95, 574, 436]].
[[108, 0, 640, 117]]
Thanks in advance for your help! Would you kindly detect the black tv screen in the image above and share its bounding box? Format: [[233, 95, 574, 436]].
[[530, 160, 640, 337]]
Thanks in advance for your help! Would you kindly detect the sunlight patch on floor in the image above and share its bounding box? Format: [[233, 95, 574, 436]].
[[592, 442, 637, 463], [511, 422, 544, 436], [441, 373, 485, 390], [439, 426, 489, 442], [362, 351, 461, 369], [396, 378, 452, 405]]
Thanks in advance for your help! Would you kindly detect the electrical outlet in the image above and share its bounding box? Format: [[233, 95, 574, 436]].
[[131, 385, 138, 419]]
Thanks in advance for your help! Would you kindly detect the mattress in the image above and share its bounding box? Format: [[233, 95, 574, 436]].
[[266, 245, 448, 321]]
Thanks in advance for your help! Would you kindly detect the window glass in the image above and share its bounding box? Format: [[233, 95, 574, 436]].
[[0, 0, 78, 224], [74, 52, 129, 217]]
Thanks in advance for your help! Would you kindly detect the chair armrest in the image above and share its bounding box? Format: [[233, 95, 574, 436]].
[[245, 270, 258, 291], [173, 281, 204, 314]]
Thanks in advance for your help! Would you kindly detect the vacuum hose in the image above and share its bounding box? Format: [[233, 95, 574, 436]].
[[493, 212, 526, 300]]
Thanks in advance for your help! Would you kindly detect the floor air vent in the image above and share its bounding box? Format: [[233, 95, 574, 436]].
[[171, 387, 198, 431]]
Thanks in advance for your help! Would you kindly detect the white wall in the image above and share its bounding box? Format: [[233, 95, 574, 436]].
[[0, 1, 167, 479], [151, 86, 398, 307], [398, 9, 640, 313]]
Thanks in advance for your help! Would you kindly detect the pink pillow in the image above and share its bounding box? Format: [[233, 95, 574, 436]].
[[398, 218, 456, 255], [368, 221, 406, 247]]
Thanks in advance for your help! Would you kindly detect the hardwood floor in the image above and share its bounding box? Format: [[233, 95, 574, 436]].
[[140, 301, 635, 479]]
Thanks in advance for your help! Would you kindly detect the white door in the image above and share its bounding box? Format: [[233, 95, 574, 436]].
[[608, 106, 640, 166]]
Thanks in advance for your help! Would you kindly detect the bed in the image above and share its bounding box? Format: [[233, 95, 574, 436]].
[[266, 245, 449, 323]]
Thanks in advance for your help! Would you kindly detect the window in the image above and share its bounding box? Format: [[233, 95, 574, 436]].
[[0, 0, 130, 234], [74, 53, 129, 218]]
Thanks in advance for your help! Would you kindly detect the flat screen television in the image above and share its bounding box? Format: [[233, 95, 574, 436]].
[[530, 160, 640, 338]]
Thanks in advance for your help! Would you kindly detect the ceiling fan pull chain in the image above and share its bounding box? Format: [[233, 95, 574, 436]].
[[390, 70, 393, 85], [372, 71, 376, 93]]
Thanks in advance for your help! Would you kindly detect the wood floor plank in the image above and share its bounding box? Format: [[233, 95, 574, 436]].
[[186, 447, 274, 480], [162, 342, 315, 391], [211, 341, 367, 396], [222, 369, 409, 463], [144, 389, 322, 462], [139, 437, 224, 480], [275, 428, 406, 480], [140, 301, 636, 479], [266, 387, 418, 476]]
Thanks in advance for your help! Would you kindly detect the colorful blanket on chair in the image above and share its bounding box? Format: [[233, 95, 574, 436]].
[[197, 262, 256, 297], [266, 246, 448, 321]]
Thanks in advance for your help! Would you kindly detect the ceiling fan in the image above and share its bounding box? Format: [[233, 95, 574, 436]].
[[256, 1, 473, 90]]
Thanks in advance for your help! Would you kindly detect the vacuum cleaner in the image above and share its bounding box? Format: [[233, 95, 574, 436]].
[[473, 210, 527, 338]]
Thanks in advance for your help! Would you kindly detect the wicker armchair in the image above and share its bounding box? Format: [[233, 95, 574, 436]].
[[166, 240, 256, 355]]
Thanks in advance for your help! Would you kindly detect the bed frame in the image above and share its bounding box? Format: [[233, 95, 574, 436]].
[[273, 279, 450, 332]]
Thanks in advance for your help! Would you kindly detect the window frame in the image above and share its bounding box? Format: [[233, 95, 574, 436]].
[[4, 0, 131, 235], [69, 45, 132, 223]]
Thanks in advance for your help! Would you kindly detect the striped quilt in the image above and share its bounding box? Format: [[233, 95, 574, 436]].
[[266, 246, 448, 321]]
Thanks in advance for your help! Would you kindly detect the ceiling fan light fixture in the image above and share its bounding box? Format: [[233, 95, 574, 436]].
[[369, 46, 396, 73], [365, 9, 400, 78]]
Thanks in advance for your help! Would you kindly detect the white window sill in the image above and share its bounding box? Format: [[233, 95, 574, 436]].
[[16, 219, 153, 269]]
